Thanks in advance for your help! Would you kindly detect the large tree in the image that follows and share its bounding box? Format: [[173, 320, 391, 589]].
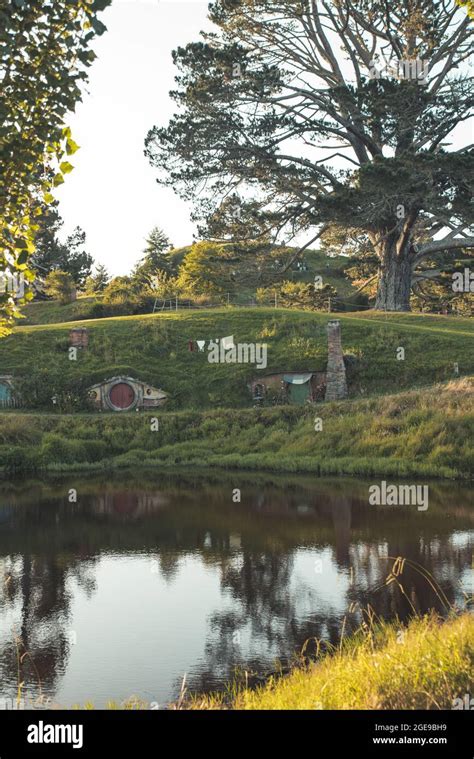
[[145, 0, 474, 311], [0, 0, 111, 334]]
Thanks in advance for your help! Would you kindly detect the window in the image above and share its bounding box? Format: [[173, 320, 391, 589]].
[[253, 383, 265, 400]]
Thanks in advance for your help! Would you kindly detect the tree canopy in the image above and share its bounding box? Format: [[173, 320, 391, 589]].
[[84, 264, 110, 294], [176, 239, 290, 298], [146, 0, 474, 311]]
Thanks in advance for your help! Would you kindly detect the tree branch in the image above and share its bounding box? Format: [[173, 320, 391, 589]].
[[415, 236, 474, 262]]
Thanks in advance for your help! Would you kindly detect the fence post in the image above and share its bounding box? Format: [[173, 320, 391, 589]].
[[175, 295, 178, 311], [274, 292, 277, 309], [328, 296, 331, 313]]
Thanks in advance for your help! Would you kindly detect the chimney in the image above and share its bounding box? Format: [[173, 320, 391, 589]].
[[69, 328, 88, 349], [325, 320, 347, 401]]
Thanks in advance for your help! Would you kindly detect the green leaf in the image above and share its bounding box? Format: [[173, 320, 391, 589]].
[[91, 18, 107, 36], [60, 161, 74, 174], [66, 137, 80, 155]]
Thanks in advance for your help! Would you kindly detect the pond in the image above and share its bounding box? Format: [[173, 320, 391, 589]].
[[0, 472, 471, 708]]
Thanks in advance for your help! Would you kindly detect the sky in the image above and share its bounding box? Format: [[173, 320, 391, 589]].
[[55, 0, 212, 276]]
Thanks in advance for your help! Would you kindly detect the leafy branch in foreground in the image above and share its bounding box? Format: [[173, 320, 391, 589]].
[[0, 0, 111, 335]]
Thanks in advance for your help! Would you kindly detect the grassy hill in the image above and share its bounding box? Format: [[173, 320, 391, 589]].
[[0, 308, 472, 412], [20, 247, 355, 326], [18, 295, 101, 326], [1, 307, 472, 477]]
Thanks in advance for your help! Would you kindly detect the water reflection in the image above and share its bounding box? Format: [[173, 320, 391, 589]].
[[0, 473, 471, 707]]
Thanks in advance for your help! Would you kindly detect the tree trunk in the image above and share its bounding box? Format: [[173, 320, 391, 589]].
[[375, 251, 413, 311]]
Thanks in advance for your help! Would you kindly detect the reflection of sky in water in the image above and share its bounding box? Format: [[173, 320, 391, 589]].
[[61, 555, 222, 707], [449, 531, 472, 548], [449, 532, 473, 596], [61, 549, 351, 706]]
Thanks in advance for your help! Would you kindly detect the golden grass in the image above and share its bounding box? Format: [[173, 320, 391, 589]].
[[187, 613, 474, 710]]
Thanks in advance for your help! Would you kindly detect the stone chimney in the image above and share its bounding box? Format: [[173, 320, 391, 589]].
[[69, 327, 88, 349], [325, 320, 347, 401]]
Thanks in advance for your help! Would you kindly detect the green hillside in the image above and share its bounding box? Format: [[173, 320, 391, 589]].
[[0, 309, 472, 412], [19, 295, 101, 326], [1, 308, 473, 477]]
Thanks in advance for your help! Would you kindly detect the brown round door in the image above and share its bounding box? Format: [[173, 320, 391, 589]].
[[109, 382, 135, 410]]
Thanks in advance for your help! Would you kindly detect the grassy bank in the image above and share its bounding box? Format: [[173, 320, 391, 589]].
[[186, 612, 474, 710], [1, 377, 473, 478], [0, 309, 472, 411]]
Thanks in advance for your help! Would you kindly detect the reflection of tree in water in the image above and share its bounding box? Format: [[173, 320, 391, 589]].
[[183, 493, 352, 693], [182, 498, 471, 697], [0, 551, 98, 704], [185, 552, 295, 694], [347, 532, 471, 624]]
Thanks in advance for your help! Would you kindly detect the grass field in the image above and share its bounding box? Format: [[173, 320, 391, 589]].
[[18, 295, 101, 326]]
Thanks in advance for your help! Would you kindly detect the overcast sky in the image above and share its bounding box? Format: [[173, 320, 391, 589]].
[[55, 1, 212, 276]]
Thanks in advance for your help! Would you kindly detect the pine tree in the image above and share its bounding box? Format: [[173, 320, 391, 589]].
[[133, 227, 174, 285], [85, 264, 110, 294], [31, 208, 93, 288]]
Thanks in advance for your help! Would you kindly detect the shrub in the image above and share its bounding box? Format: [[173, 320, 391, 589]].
[[41, 434, 89, 464], [44, 270, 76, 305], [257, 280, 337, 310], [0, 445, 43, 474]]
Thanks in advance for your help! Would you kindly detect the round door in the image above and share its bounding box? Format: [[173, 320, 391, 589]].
[[109, 382, 135, 410]]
